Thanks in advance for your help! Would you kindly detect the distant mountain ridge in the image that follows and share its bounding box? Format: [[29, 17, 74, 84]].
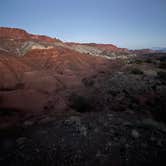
[[152, 47, 166, 53], [0, 27, 61, 43], [0, 27, 160, 55]]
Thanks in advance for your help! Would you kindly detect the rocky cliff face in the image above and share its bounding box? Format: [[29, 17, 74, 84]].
[[0, 27, 64, 56], [0, 27, 30, 39], [0, 27, 61, 42], [66, 42, 130, 55], [0, 27, 156, 57], [83, 43, 130, 53]]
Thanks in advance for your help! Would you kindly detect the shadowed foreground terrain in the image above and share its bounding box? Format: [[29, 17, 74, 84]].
[[0, 27, 166, 166]]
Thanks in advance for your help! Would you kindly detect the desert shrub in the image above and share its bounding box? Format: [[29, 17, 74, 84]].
[[0, 96, 3, 104], [157, 71, 166, 81], [145, 58, 153, 63], [0, 108, 17, 116], [82, 78, 94, 87], [0, 83, 24, 91], [69, 94, 91, 113], [158, 62, 166, 69], [159, 56, 166, 62], [15, 82, 25, 89], [130, 68, 143, 75], [150, 96, 166, 124], [135, 59, 143, 64]]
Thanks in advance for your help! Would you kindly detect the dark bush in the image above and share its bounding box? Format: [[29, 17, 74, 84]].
[[82, 78, 94, 87], [0, 83, 24, 91], [0, 108, 17, 116], [145, 58, 153, 63], [0, 96, 3, 104], [158, 62, 166, 69], [69, 94, 91, 113], [135, 59, 143, 64], [157, 71, 166, 81], [130, 68, 143, 75], [150, 96, 166, 124], [159, 56, 166, 62]]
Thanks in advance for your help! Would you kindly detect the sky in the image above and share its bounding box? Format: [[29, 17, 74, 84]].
[[0, 0, 166, 49]]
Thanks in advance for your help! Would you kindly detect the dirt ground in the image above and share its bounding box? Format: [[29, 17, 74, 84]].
[[0, 110, 166, 166]]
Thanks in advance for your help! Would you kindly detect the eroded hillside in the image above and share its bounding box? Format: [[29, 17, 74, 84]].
[[0, 27, 166, 166]]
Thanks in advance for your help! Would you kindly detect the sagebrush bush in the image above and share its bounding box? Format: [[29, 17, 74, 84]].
[[158, 62, 166, 69], [82, 78, 94, 87], [145, 59, 153, 63], [0, 108, 17, 116], [157, 71, 166, 81], [150, 96, 166, 124], [69, 94, 91, 113], [135, 59, 143, 64], [130, 68, 143, 75]]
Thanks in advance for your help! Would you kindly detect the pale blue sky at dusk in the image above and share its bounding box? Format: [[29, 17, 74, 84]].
[[0, 0, 166, 49]]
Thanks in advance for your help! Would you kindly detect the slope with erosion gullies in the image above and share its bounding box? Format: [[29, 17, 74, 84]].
[[66, 42, 135, 59], [0, 27, 64, 56], [66, 42, 129, 53], [0, 27, 61, 43], [0, 28, 115, 128], [83, 43, 130, 53]]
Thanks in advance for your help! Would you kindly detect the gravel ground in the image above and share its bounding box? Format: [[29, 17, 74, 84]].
[[0, 110, 166, 166]]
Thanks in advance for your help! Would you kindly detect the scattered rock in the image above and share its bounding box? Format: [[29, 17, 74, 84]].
[[23, 120, 34, 126], [141, 119, 166, 132], [131, 129, 140, 139], [39, 117, 53, 124], [16, 137, 27, 145], [79, 126, 87, 136], [64, 116, 81, 126], [64, 116, 87, 136]]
